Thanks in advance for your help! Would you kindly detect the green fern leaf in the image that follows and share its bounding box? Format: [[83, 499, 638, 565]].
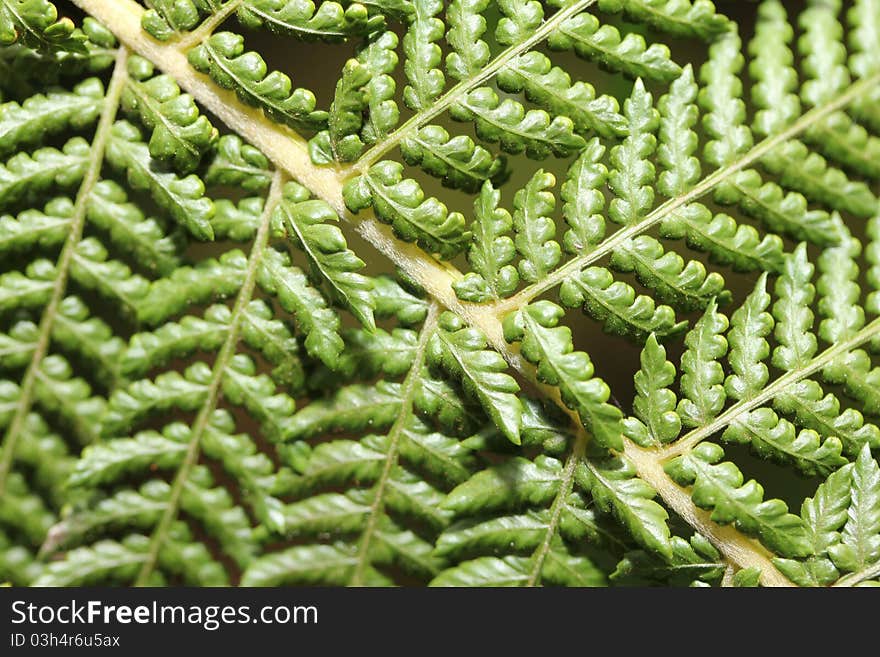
[[608, 79, 658, 226], [560, 138, 607, 253], [400, 124, 503, 192], [344, 161, 469, 258], [236, 0, 381, 40], [5, 0, 880, 590], [0, 0, 83, 50], [451, 87, 586, 158], [442, 455, 561, 515], [453, 180, 517, 302], [121, 56, 217, 173], [257, 246, 345, 367], [445, 0, 489, 81], [576, 455, 673, 560], [665, 442, 811, 558], [0, 137, 89, 205], [828, 444, 880, 573], [549, 12, 681, 81], [403, 0, 445, 111], [105, 121, 215, 240], [187, 32, 326, 132], [427, 312, 522, 444], [513, 169, 560, 283], [559, 266, 684, 340], [273, 181, 374, 329], [503, 301, 623, 450], [359, 32, 401, 146], [497, 51, 627, 138], [204, 135, 273, 192], [0, 77, 103, 157], [597, 0, 732, 41], [776, 445, 880, 586], [626, 333, 680, 446], [676, 299, 728, 427]]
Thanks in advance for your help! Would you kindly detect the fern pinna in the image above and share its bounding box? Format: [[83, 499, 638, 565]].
[[0, 0, 879, 588]]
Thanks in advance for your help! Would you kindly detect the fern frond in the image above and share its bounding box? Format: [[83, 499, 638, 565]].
[[513, 169, 560, 283], [549, 12, 681, 81], [359, 31, 400, 146], [577, 453, 673, 560], [848, 0, 880, 130], [204, 134, 272, 191], [0, 0, 83, 51], [241, 304, 481, 585], [665, 441, 811, 558], [0, 77, 103, 157], [445, 0, 489, 81], [273, 180, 374, 328], [799, 1, 880, 178], [453, 85, 587, 159], [36, 527, 227, 586], [401, 124, 502, 192], [137, 249, 246, 325], [560, 138, 606, 254], [403, 0, 445, 111], [441, 455, 560, 514], [2, 0, 879, 589], [256, 245, 345, 366], [432, 396, 670, 586], [772, 444, 880, 586], [613, 241, 880, 577], [0, 137, 90, 205], [657, 65, 700, 198], [140, 0, 225, 41], [503, 301, 623, 450], [596, 0, 732, 41], [433, 452, 610, 587], [427, 311, 522, 444], [453, 181, 517, 302], [121, 55, 217, 173], [105, 121, 215, 240], [496, 51, 627, 139], [187, 31, 326, 132], [750, 2, 878, 217], [608, 78, 658, 227], [87, 180, 181, 275], [559, 266, 684, 340], [825, 445, 880, 580], [236, 0, 382, 40], [344, 161, 469, 258]]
